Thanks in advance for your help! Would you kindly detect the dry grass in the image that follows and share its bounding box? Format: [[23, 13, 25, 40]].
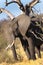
[[0, 27, 43, 65], [0, 43, 43, 65], [0, 58, 43, 65]]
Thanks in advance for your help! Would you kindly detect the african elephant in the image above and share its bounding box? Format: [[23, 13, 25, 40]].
[[1, 12, 43, 60], [26, 19, 43, 59], [0, 0, 42, 60], [0, 8, 31, 60], [1, 14, 31, 60]]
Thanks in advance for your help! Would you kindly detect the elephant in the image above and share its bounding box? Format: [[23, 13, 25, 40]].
[[26, 19, 43, 59], [0, 0, 43, 60], [1, 15, 43, 60], [0, 8, 31, 60], [1, 14, 31, 60]]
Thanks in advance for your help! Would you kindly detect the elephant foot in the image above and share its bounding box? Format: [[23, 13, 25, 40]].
[[38, 51, 41, 58], [35, 46, 41, 58], [31, 56, 36, 60], [38, 53, 41, 58], [30, 53, 36, 60]]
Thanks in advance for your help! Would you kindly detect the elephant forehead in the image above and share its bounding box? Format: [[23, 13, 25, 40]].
[[18, 14, 31, 36]]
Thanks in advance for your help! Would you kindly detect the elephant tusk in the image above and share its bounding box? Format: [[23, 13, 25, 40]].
[[29, 30, 43, 41], [6, 40, 14, 50]]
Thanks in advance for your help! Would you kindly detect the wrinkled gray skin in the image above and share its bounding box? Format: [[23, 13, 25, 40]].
[[1, 14, 43, 60]]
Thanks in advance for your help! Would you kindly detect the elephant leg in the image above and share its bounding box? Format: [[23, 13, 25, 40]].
[[26, 47, 31, 59], [36, 46, 41, 58], [11, 44, 18, 60], [20, 37, 31, 59], [23, 44, 31, 59], [28, 37, 36, 60]]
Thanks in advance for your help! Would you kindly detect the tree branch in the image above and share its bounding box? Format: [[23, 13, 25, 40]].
[[6, 1, 20, 6], [0, 8, 14, 20], [27, 0, 39, 8], [5, 0, 25, 12]]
